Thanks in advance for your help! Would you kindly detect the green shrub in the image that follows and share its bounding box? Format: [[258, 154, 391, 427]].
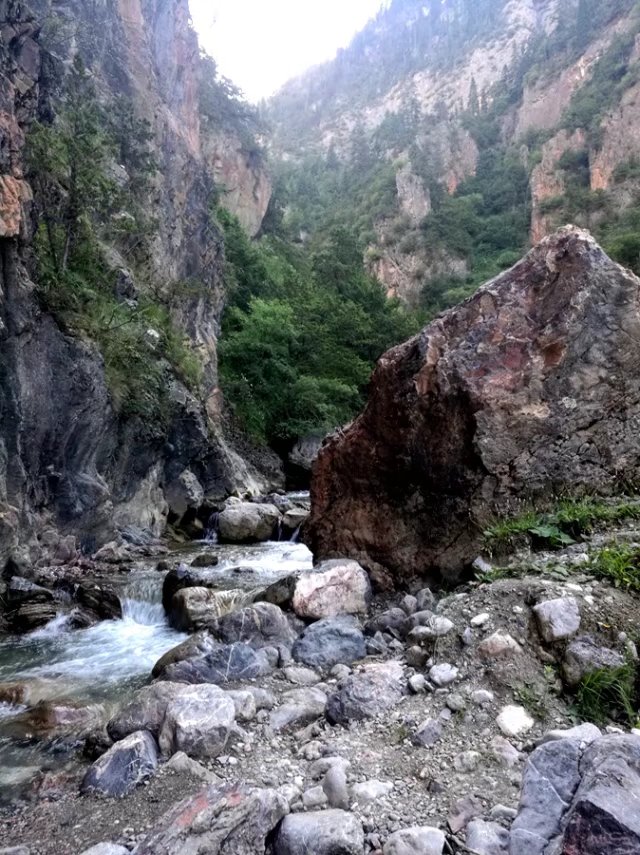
[[576, 663, 637, 725]]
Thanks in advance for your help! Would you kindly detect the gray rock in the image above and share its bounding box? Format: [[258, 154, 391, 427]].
[[326, 661, 406, 725], [292, 559, 372, 619], [218, 502, 281, 543], [409, 674, 427, 694], [190, 552, 219, 568], [415, 589, 436, 612], [365, 608, 410, 638], [533, 597, 580, 643], [563, 636, 625, 686], [429, 663, 458, 687], [136, 782, 288, 854], [274, 810, 364, 855], [302, 786, 328, 809], [283, 665, 321, 686], [107, 682, 184, 741], [292, 616, 366, 671], [210, 602, 298, 649], [413, 717, 445, 748], [226, 690, 257, 722], [466, 820, 509, 855], [165, 469, 204, 519], [268, 687, 327, 732], [538, 723, 601, 746], [81, 730, 159, 797], [352, 780, 394, 804], [158, 684, 236, 759], [153, 636, 273, 684], [169, 587, 256, 632], [322, 764, 350, 809], [383, 826, 445, 855], [79, 846, 130, 855], [399, 594, 418, 615], [164, 751, 222, 783]]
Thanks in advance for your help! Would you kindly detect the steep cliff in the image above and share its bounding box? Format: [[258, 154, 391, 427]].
[[269, 0, 640, 311], [0, 0, 277, 569]]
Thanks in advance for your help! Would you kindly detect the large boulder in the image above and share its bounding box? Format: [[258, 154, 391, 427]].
[[153, 635, 273, 684], [510, 734, 640, 855], [158, 684, 236, 759], [107, 682, 185, 741], [292, 616, 366, 672], [217, 502, 281, 543], [306, 228, 640, 584], [169, 587, 257, 632], [136, 782, 289, 855], [292, 559, 372, 619], [326, 661, 406, 725], [210, 602, 298, 649], [273, 810, 364, 855]]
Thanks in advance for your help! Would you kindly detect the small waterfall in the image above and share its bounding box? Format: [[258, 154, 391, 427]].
[[121, 576, 165, 626], [205, 511, 220, 543], [290, 524, 302, 543], [275, 518, 284, 542]]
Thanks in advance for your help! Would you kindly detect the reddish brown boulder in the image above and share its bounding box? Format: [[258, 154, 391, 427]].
[[307, 228, 640, 586]]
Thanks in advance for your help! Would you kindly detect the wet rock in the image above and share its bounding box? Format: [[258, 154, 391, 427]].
[[563, 636, 625, 687], [169, 587, 255, 632], [292, 559, 372, 620], [292, 616, 366, 671], [326, 661, 406, 725], [533, 597, 580, 643], [217, 502, 281, 543], [282, 508, 309, 537], [153, 635, 273, 684], [210, 602, 297, 649], [136, 782, 289, 855], [274, 810, 364, 855], [74, 582, 122, 621], [466, 820, 509, 855], [496, 706, 534, 738], [306, 228, 640, 584], [268, 687, 327, 732], [5, 577, 56, 632], [81, 730, 159, 797], [0, 683, 29, 705], [107, 682, 184, 741], [478, 632, 522, 660], [22, 700, 99, 733], [258, 574, 298, 610], [158, 684, 236, 759], [383, 826, 445, 855], [190, 552, 219, 568], [162, 563, 207, 613]]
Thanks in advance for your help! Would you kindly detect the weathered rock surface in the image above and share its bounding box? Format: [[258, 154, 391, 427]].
[[273, 810, 364, 855], [383, 826, 445, 855], [562, 636, 625, 687], [169, 587, 256, 632], [268, 687, 327, 732], [210, 602, 298, 649], [136, 782, 288, 855], [293, 559, 372, 619], [292, 617, 366, 671], [326, 661, 406, 725], [533, 597, 581, 643], [158, 685, 236, 759], [306, 228, 640, 583], [217, 503, 281, 543], [153, 636, 273, 684], [510, 734, 640, 855], [107, 683, 184, 741], [80, 731, 159, 798]]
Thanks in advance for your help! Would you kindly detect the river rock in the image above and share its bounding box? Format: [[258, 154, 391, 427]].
[[306, 228, 640, 584], [190, 552, 219, 568], [136, 782, 289, 855], [74, 581, 122, 621], [158, 684, 236, 759], [533, 597, 580, 643], [107, 682, 184, 741], [562, 635, 626, 687], [274, 810, 364, 855], [154, 637, 273, 684], [169, 587, 256, 632], [282, 508, 308, 537], [226, 690, 257, 722], [217, 502, 281, 543], [268, 687, 327, 732], [326, 661, 406, 725], [466, 820, 509, 854], [292, 559, 372, 619], [81, 730, 159, 797], [292, 616, 366, 671], [210, 602, 297, 649], [383, 826, 445, 855], [162, 564, 208, 613], [4, 577, 57, 632]]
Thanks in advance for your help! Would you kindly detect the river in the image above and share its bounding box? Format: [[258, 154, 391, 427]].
[[0, 536, 313, 800]]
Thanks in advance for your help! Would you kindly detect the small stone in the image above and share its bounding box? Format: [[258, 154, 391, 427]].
[[283, 666, 321, 686], [478, 632, 522, 660], [322, 765, 350, 809], [352, 780, 394, 804], [302, 786, 328, 809], [471, 613, 490, 627], [429, 664, 458, 687], [415, 589, 436, 612], [454, 751, 481, 773], [399, 595, 418, 615], [491, 736, 522, 767], [408, 674, 427, 694], [489, 805, 517, 822], [405, 646, 429, 669], [466, 819, 509, 855], [533, 597, 581, 643], [446, 693, 466, 712], [412, 718, 444, 747], [383, 826, 445, 855], [496, 705, 534, 737], [472, 689, 494, 707]]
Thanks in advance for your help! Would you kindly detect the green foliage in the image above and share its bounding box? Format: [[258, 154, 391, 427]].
[[588, 545, 640, 591], [576, 663, 637, 726], [484, 499, 640, 552], [218, 211, 419, 444]]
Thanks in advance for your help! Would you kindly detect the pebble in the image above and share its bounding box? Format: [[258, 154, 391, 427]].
[[471, 612, 490, 627], [352, 780, 394, 804], [472, 689, 494, 706], [429, 664, 458, 687], [408, 674, 427, 694], [302, 785, 328, 809], [496, 706, 534, 737]]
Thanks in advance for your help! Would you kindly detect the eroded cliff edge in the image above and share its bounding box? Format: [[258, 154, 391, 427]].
[[0, 0, 277, 570]]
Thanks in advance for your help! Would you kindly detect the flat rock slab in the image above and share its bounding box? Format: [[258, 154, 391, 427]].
[[273, 809, 364, 855], [81, 731, 159, 798], [326, 661, 406, 725], [136, 782, 289, 855], [293, 559, 372, 619]]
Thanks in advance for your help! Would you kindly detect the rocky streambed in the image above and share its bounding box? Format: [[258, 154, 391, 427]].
[[0, 509, 639, 855]]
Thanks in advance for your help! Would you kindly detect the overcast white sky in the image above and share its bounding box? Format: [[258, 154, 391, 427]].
[[189, 0, 384, 102]]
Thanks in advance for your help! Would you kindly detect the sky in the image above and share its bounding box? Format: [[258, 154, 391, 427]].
[[189, 0, 385, 103]]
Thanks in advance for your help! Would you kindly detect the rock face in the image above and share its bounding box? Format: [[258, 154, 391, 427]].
[[0, 0, 277, 569], [307, 228, 640, 584]]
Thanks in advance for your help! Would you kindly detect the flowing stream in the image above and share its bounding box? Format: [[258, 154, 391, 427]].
[[0, 535, 313, 800]]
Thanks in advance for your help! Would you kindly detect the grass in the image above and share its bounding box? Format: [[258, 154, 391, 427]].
[[484, 498, 640, 553], [588, 545, 640, 592], [575, 663, 638, 726]]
